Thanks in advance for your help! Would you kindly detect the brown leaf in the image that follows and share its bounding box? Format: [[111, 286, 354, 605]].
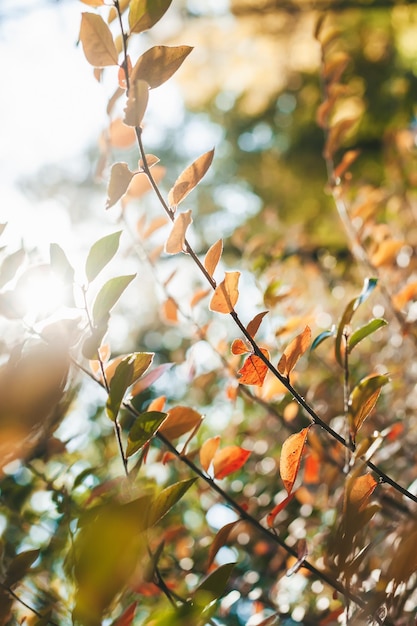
[[213, 446, 251, 479], [106, 162, 135, 209], [168, 149, 214, 207], [246, 311, 268, 339], [209, 272, 240, 314], [280, 427, 310, 495], [131, 45, 193, 89], [286, 539, 308, 576], [204, 239, 223, 277], [238, 349, 269, 387], [267, 492, 295, 528], [207, 520, 240, 569], [165, 210, 192, 254], [123, 79, 149, 127], [324, 118, 357, 160], [80, 13, 118, 67], [200, 435, 220, 472], [277, 326, 311, 378], [158, 406, 202, 441]]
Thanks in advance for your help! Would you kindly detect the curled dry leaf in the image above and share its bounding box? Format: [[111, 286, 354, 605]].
[[213, 445, 251, 479], [165, 210, 193, 254], [123, 79, 149, 127], [168, 149, 214, 207], [280, 427, 310, 495], [204, 239, 223, 277], [209, 271, 240, 314], [238, 349, 270, 387], [80, 13, 119, 67], [278, 326, 311, 378]]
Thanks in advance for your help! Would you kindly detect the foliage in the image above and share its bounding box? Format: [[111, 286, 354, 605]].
[[2, 1, 417, 625]]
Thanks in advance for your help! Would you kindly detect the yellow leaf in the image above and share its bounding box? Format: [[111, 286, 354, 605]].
[[280, 427, 310, 495], [131, 45, 193, 89], [209, 272, 240, 314], [200, 436, 220, 472], [165, 210, 192, 254], [277, 326, 311, 378], [168, 149, 214, 207], [80, 12, 118, 67], [204, 239, 223, 277], [123, 79, 149, 127]]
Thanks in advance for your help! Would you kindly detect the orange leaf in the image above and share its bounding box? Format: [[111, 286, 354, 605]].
[[213, 445, 251, 479], [266, 492, 295, 528], [165, 210, 192, 254], [393, 281, 417, 310], [148, 396, 166, 412], [238, 349, 269, 387], [109, 117, 136, 148], [371, 240, 404, 267], [207, 520, 240, 569], [125, 166, 166, 200], [106, 162, 135, 209], [209, 271, 240, 314], [113, 602, 137, 626], [303, 452, 320, 485], [277, 326, 311, 378], [280, 427, 310, 494], [168, 149, 214, 207], [246, 311, 268, 339], [200, 436, 221, 472], [162, 297, 178, 324], [231, 338, 250, 355], [345, 473, 378, 513], [158, 406, 202, 441], [204, 239, 223, 277], [190, 288, 210, 308], [142, 216, 168, 239]]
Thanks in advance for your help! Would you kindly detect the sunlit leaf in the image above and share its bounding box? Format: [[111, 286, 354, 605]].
[[207, 521, 239, 569], [80, 0, 104, 5], [112, 602, 137, 626], [194, 562, 235, 604], [80, 13, 118, 67], [123, 79, 149, 127], [106, 162, 135, 209], [106, 356, 134, 421], [50, 243, 74, 283], [246, 311, 268, 339], [109, 117, 136, 148], [158, 406, 202, 440], [371, 240, 404, 268], [126, 411, 167, 457], [130, 363, 172, 397], [333, 149, 360, 180], [190, 288, 211, 308], [280, 427, 310, 494], [213, 445, 251, 479], [393, 281, 417, 310], [162, 296, 179, 323], [148, 478, 196, 526], [209, 271, 240, 314], [231, 338, 250, 355], [125, 166, 166, 200], [348, 373, 389, 439], [92, 274, 136, 326], [168, 149, 214, 207], [85, 231, 122, 283], [5, 549, 40, 586], [267, 492, 295, 528], [131, 45, 193, 89], [204, 239, 223, 277], [139, 154, 160, 170], [238, 349, 269, 387], [345, 473, 378, 514], [200, 435, 220, 472], [165, 210, 193, 254], [82, 323, 108, 360], [129, 0, 173, 34], [348, 318, 387, 353], [277, 326, 311, 378], [0, 249, 25, 288], [105, 352, 153, 387]]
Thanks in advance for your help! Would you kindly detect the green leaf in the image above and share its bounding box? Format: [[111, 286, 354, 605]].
[[311, 328, 335, 351], [50, 243, 74, 283], [106, 163, 135, 209], [148, 478, 196, 526], [129, 0, 173, 33], [129, 352, 154, 383], [85, 231, 122, 283], [335, 278, 378, 366], [0, 249, 25, 288], [106, 357, 135, 421], [194, 562, 235, 605], [130, 45, 193, 89], [126, 411, 167, 457], [348, 318, 388, 353], [92, 274, 136, 327], [5, 549, 40, 586]]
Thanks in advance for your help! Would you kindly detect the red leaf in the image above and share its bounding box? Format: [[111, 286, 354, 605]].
[[238, 349, 269, 386], [303, 452, 320, 485], [280, 427, 310, 494], [213, 446, 251, 479], [267, 492, 295, 528], [113, 602, 137, 626]]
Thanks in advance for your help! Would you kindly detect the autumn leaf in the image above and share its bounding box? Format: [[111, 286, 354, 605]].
[[346, 473, 378, 513], [168, 149, 214, 207], [200, 436, 220, 472], [280, 427, 310, 494], [213, 445, 251, 479], [109, 117, 136, 148], [129, 0, 173, 34], [267, 492, 295, 528], [80, 13, 118, 67], [204, 239, 223, 277], [130, 45, 193, 89], [113, 602, 137, 626], [162, 297, 178, 323], [231, 338, 250, 355], [278, 326, 311, 378], [165, 210, 192, 254], [348, 373, 389, 440], [106, 163, 135, 209], [207, 520, 240, 569], [238, 349, 270, 387], [123, 79, 149, 127], [209, 271, 240, 314], [158, 406, 202, 441], [246, 311, 268, 339]]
